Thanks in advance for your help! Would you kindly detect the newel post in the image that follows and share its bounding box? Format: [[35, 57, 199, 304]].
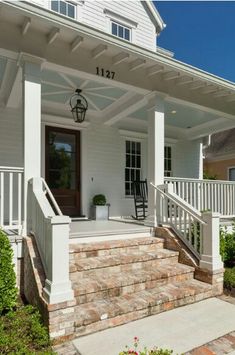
[[200, 212, 223, 272], [43, 215, 74, 304]]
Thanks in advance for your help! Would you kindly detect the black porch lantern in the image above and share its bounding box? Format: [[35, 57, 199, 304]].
[[70, 89, 88, 123]]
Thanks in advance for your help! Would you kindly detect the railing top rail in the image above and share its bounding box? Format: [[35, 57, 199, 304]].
[[41, 178, 62, 216], [164, 177, 235, 185], [151, 182, 206, 225], [0, 166, 24, 173]]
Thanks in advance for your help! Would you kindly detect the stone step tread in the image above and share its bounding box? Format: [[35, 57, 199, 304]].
[[72, 263, 195, 296], [70, 249, 179, 272], [69, 237, 163, 253], [74, 279, 212, 325]]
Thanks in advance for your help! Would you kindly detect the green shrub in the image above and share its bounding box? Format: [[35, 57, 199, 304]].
[[0, 230, 17, 314], [224, 268, 235, 290], [92, 194, 106, 206], [220, 225, 235, 266], [119, 337, 173, 355], [0, 304, 54, 354], [203, 171, 217, 180]]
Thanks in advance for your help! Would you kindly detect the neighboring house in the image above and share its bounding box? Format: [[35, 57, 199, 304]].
[[204, 129, 235, 181], [0, 0, 234, 341]]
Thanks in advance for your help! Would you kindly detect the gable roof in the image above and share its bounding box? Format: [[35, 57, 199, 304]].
[[143, 1, 166, 32]]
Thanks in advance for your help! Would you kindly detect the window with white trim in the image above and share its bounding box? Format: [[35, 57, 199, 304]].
[[229, 167, 235, 181], [125, 141, 141, 196], [164, 146, 172, 177], [111, 21, 131, 42], [51, 0, 76, 19]]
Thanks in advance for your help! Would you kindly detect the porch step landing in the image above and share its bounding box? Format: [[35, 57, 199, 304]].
[[69, 236, 213, 338]]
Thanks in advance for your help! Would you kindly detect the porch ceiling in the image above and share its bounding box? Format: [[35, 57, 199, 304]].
[[1, 1, 235, 140]]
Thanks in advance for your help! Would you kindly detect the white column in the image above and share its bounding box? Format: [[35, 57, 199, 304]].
[[146, 96, 165, 227], [200, 211, 223, 271], [22, 57, 42, 235]]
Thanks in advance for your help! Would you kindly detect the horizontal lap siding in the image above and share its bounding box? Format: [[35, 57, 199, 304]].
[[0, 107, 23, 167], [172, 139, 203, 179]]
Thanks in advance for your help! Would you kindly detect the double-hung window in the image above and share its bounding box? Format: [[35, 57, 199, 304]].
[[125, 141, 141, 196], [51, 1, 76, 19], [111, 21, 131, 42]]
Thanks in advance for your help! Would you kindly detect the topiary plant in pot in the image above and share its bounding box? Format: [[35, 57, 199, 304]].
[[92, 194, 109, 220]]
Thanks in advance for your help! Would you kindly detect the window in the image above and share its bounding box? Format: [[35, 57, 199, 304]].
[[229, 167, 235, 181], [164, 146, 172, 177], [51, 0, 76, 19], [111, 21, 131, 41], [125, 141, 141, 196]]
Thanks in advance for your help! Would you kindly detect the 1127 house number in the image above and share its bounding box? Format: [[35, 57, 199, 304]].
[[96, 67, 115, 79]]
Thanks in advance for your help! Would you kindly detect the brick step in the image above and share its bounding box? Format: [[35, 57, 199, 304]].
[[74, 279, 213, 337], [69, 249, 179, 276], [72, 263, 195, 305], [69, 237, 164, 260]]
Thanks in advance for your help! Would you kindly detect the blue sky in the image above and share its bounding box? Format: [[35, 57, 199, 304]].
[[154, 1, 235, 82]]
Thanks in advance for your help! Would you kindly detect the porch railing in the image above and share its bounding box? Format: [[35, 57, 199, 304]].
[[28, 177, 73, 304], [153, 183, 205, 260], [164, 177, 235, 217], [0, 166, 24, 233]]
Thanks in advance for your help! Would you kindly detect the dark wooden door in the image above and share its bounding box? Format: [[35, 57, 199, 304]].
[[45, 126, 81, 216]]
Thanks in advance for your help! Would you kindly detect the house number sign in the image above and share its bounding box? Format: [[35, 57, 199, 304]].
[[96, 67, 115, 79]]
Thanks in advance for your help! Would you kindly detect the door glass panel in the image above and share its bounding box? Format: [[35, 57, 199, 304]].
[[48, 131, 76, 190]]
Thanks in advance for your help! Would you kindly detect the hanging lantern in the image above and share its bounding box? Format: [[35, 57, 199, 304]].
[[69, 89, 88, 123]]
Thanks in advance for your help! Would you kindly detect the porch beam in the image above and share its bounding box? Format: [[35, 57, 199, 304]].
[[163, 71, 180, 81], [112, 52, 129, 66], [129, 58, 146, 72], [91, 44, 107, 59], [70, 35, 83, 53], [189, 81, 206, 90], [147, 64, 164, 77], [201, 85, 218, 94], [214, 90, 231, 98], [21, 17, 31, 36], [47, 28, 60, 45], [175, 76, 193, 86], [104, 92, 150, 126]]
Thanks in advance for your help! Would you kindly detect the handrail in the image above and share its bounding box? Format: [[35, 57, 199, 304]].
[[165, 176, 235, 185], [41, 178, 62, 216], [151, 183, 205, 225], [0, 166, 24, 173]]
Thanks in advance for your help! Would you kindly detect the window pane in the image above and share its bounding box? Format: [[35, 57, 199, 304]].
[[137, 155, 141, 168], [136, 170, 140, 181], [126, 141, 130, 153], [136, 142, 141, 154], [125, 183, 130, 195], [119, 25, 124, 38], [124, 28, 130, 41], [112, 22, 117, 36], [131, 155, 135, 167], [125, 168, 130, 182], [126, 154, 130, 167], [51, 0, 59, 12], [68, 3, 75, 18], [131, 141, 135, 154], [229, 168, 235, 181], [60, 0, 66, 15], [131, 169, 135, 182]]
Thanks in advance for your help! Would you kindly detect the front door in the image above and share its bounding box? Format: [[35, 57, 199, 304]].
[[45, 126, 81, 216]]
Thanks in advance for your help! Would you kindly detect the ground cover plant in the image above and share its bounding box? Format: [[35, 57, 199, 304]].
[[119, 337, 173, 355], [220, 224, 235, 293]]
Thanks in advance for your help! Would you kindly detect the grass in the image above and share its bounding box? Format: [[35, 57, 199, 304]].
[[0, 303, 54, 354]]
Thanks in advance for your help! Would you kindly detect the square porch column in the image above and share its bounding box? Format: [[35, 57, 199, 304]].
[[22, 56, 43, 235], [146, 96, 165, 227]]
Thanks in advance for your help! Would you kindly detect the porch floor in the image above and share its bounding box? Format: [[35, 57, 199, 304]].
[[69, 218, 151, 242]]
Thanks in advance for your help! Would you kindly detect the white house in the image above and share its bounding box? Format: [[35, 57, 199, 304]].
[[0, 0, 234, 340]]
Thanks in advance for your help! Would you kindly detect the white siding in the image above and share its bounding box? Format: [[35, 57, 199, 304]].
[[27, 0, 157, 51], [81, 123, 147, 217], [0, 107, 23, 167], [172, 139, 203, 179]]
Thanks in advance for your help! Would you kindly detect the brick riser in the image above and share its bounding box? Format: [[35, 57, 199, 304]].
[[69, 236, 214, 338]]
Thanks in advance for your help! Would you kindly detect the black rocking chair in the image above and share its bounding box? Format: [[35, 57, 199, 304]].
[[132, 179, 148, 220]]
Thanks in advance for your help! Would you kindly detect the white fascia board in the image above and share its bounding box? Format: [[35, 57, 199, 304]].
[[145, 1, 166, 32], [4, 1, 235, 94]]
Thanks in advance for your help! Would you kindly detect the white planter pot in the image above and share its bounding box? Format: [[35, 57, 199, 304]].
[[93, 205, 109, 220]]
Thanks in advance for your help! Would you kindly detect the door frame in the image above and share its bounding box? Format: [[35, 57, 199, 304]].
[[45, 125, 81, 216]]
